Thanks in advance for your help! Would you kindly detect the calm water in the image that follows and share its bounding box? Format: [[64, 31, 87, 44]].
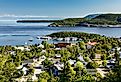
[[0, 26, 121, 46], [0, 17, 121, 46]]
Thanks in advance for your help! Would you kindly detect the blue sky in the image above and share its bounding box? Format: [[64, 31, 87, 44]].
[[0, 0, 121, 17]]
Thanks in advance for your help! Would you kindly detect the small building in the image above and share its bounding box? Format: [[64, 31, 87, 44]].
[[95, 54, 101, 59], [119, 51, 121, 58], [86, 41, 97, 49], [56, 38, 64, 41], [68, 59, 76, 66], [55, 43, 72, 48], [87, 41, 97, 46], [70, 37, 78, 41], [64, 37, 70, 41], [15, 46, 25, 51], [38, 44, 44, 48], [106, 60, 116, 68], [54, 54, 61, 58], [78, 55, 85, 62]]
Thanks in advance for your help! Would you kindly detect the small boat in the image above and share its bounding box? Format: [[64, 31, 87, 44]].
[[40, 36, 51, 40], [28, 37, 33, 42], [36, 36, 41, 39]]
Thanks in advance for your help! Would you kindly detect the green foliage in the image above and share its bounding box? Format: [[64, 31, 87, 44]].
[[38, 72, 50, 82], [102, 60, 107, 67], [0, 31, 121, 82], [48, 31, 102, 40], [101, 65, 121, 82], [75, 74, 95, 82], [78, 41, 86, 50], [49, 14, 121, 27], [75, 61, 84, 71], [86, 62, 99, 69]]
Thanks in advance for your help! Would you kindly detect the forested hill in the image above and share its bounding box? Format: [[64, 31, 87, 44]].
[[93, 14, 121, 22], [48, 14, 121, 27]]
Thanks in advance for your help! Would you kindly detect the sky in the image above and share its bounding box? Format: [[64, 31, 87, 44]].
[[0, 0, 121, 17]]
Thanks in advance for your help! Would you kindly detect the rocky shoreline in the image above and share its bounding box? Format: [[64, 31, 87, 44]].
[[48, 24, 121, 28]]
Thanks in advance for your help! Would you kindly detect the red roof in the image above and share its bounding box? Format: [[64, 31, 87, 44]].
[[55, 43, 71, 48], [87, 41, 97, 45]]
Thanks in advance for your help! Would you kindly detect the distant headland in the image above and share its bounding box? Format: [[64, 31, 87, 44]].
[[48, 14, 121, 27], [17, 13, 121, 27], [17, 20, 59, 23]]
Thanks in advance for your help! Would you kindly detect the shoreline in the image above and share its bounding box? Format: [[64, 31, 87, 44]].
[[48, 24, 121, 28]]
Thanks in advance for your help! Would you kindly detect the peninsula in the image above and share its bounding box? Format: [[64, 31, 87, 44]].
[[48, 14, 121, 27], [17, 20, 59, 23]]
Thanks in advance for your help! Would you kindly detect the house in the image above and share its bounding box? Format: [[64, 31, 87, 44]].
[[15, 46, 25, 51], [54, 54, 61, 58], [96, 67, 110, 77], [16, 64, 23, 69], [55, 43, 72, 48], [106, 60, 116, 68], [56, 38, 64, 41], [24, 46, 30, 51], [32, 75, 38, 81], [22, 67, 28, 75], [15, 76, 28, 82], [37, 44, 44, 48], [68, 59, 76, 66], [34, 68, 43, 75], [55, 48, 61, 50], [64, 37, 70, 41], [41, 50, 46, 53], [87, 41, 97, 45], [95, 54, 101, 59], [54, 62, 64, 71], [119, 51, 121, 58], [86, 41, 97, 49], [9, 51, 16, 56], [112, 47, 121, 51], [70, 37, 78, 41], [78, 55, 85, 62]]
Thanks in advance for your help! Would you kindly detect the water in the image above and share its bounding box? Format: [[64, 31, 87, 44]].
[[0, 26, 121, 46], [0, 16, 121, 46]]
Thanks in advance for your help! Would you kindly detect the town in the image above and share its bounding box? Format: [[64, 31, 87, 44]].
[[0, 32, 121, 82]]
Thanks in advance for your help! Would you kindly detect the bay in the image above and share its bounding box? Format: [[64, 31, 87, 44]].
[[0, 25, 121, 46], [0, 17, 121, 46]]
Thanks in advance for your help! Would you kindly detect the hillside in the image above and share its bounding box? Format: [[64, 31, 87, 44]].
[[93, 14, 121, 22], [48, 14, 121, 27], [47, 31, 102, 39]]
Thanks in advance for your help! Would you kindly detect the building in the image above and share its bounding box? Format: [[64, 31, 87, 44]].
[[55, 43, 72, 48]]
